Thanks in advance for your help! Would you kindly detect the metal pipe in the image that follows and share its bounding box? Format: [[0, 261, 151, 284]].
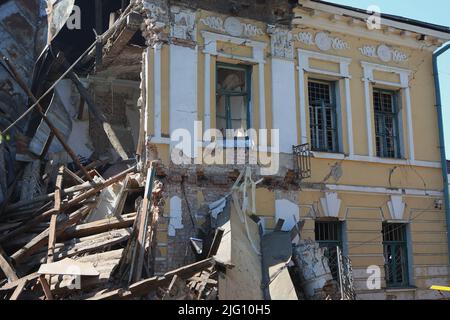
[[432, 42, 450, 267]]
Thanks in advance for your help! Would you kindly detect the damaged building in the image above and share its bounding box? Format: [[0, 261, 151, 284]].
[[0, 0, 450, 300]]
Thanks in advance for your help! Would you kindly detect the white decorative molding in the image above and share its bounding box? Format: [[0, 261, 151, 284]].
[[295, 32, 314, 45], [359, 44, 408, 62], [267, 26, 294, 59], [294, 31, 349, 51], [170, 7, 196, 41], [387, 195, 406, 220], [200, 16, 225, 31], [200, 16, 263, 38], [320, 192, 342, 218], [201, 31, 267, 63]]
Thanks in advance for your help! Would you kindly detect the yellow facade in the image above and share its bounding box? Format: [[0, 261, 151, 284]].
[[145, 0, 450, 300]]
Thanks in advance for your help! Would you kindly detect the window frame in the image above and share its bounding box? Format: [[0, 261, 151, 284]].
[[215, 62, 252, 142], [382, 223, 410, 288], [373, 88, 402, 159], [308, 79, 340, 153]]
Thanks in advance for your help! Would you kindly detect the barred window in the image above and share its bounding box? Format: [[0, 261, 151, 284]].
[[308, 80, 339, 153], [373, 89, 401, 158], [382, 223, 409, 287], [315, 221, 343, 281]]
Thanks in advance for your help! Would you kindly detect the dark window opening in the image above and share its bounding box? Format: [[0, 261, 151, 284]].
[[315, 220, 343, 281], [373, 89, 401, 159], [216, 63, 251, 141], [382, 223, 409, 288], [308, 80, 339, 153]]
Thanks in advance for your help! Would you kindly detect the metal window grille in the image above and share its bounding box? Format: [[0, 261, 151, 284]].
[[373, 89, 401, 158], [382, 223, 409, 287], [308, 80, 339, 153], [315, 221, 342, 281], [293, 143, 311, 179]]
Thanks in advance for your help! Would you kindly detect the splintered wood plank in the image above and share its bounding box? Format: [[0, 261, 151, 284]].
[[0, 246, 18, 282], [88, 258, 215, 300], [60, 213, 136, 241], [11, 205, 93, 263], [48, 165, 64, 264], [63, 167, 85, 185], [131, 163, 156, 283], [39, 275, 53, 300], [28, 229, 131, 266], [0, 166, 135, 244], [9, 279, 27, 300]]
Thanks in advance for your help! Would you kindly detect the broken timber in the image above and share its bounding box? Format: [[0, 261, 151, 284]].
[[0, 166, 136, 244]]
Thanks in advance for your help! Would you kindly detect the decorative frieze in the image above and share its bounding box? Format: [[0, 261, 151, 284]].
[[200, 16, 263, 38], [139, 0, 170, 46], [294, 31, 349, 51], [359, 44, 408, 62], [170, 6, 196, 41], [267, 26, 294, 59]]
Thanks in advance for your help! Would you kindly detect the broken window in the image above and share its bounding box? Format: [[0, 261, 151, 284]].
[[216, 63, 251, 140], [315, 220, 342, 281], [308, 80, 339, 153], [373, 89, 401, 159], [382, 223, 409, 288]]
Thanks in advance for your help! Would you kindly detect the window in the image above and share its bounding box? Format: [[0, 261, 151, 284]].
[[373, 89, 401, 158], [315, 221, 342, 281], [382, 223, 409, 288], [216, 63, 251, 140], [308, 80, 339, 153]]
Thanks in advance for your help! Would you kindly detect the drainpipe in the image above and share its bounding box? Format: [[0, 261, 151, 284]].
[[432, 42, 450, 267]]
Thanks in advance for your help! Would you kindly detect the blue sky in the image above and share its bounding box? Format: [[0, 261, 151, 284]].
[[326, 0, 450, 159]]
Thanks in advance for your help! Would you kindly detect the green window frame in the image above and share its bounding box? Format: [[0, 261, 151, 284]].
[[216, 62, 252, 141], [373, 88, 401, 159], [308, 80, 339, 153], [315, 220, 343, 281], [382, 223, 410, 288]]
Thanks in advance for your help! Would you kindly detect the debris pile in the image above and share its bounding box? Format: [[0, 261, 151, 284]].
[[0, 159, 222, 300]]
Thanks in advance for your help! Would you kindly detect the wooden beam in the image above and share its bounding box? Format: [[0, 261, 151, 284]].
[[11, 206, 94, 263], [102, 12, 143, 68], [88, 258, 215, 300], [0, 246, 18, 282], [131, 163, 156, 283], [48, 165, 64, 263], [39, 275, 53, 300], [5, 181, 99, 213], [9, 279, 27, 300], [60, 213, 136, 241], [28, 228, 131, 266], [63, 167, 85, 185], [0, 166, 136, 244], [207, 228, 224, 258]]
